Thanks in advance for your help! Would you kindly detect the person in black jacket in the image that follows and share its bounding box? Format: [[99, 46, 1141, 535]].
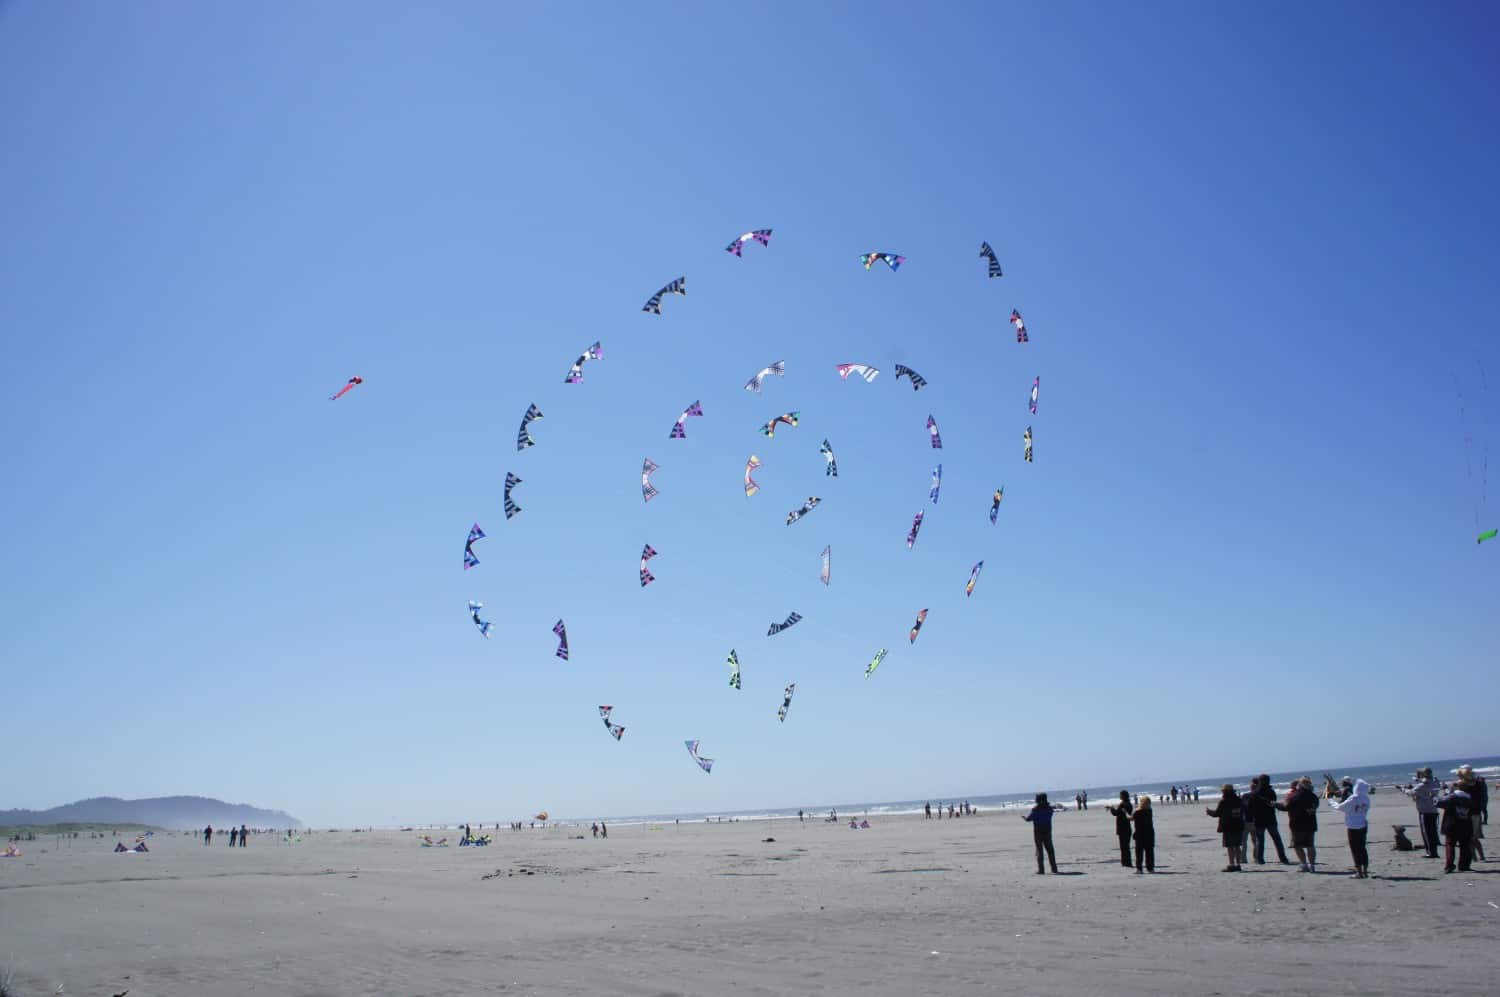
[[1248, 775, 1291, 864], [1277, 776, 1320, 872], [1437, 785, 1474, 873], [1206, 784, 1245, 872], [1105, 790, 1133, 868], [1457, 766, 1487, 861], [1131, 796, 1155, 873]]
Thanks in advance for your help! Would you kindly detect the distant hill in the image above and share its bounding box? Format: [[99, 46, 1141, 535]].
[[0, 796, 303, 830]]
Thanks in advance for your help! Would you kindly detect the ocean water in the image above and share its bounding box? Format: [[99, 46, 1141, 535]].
[[588, 755, 1500, 826]]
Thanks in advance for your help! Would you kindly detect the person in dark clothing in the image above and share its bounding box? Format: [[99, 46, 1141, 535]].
[[239, 824, 248, 847], [1437, 785, 1474, 873], [1105, 791, 1133, 867], [1458, 767, 1486, 861], [1206, 784, 1245, 871], [204, 825, 213, 846], [1277, 776, 1320, 871], [1130, 796, 1155, 873], [1022, 793, 1063, 874], [1249, 775, 1291, 864], [229, 827, 238, 847]]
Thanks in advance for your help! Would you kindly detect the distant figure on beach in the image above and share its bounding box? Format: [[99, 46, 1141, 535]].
[[1437, 780, 1475, 872], [1249, 775, 1291, 865], [240, 824, 247, 847], [1328, 777, 1372, 878], [1131, 796, 1155, 873], [1278, 777, 1321, 872], [1402, 767, 1441, 858], [600, 821, 607, 839], [1105, 791, 1133, 867], [229, 827, 238, 847], [591, 823, 598, 838], [203, 825, 213, 846], [924, 802, 931, 819], [1022, 793, 1063, 874], [1206, 784, 1245, 872], [1457, 765, 1486, 860], [1192, 787, 1199, 802], [1170, 786, 1178, 805], [799, 810, 804, 822]]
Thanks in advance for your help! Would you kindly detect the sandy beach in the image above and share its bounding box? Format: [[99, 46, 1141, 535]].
[[3, 803, 1497, 996]]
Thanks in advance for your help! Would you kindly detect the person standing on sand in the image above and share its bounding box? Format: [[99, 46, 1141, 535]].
[[1457, 766, 1486, 861], [1022, 793, 1063, 874], [925, 802, 932, 819], [1170, 786, 1178, 805], [1249, 776, 1291, 864], [1206, 784, 1245, 872], [600, 821, 607, 838], [1402, 767, 1441, 858], [1328, 777, 1372, 878], [1105, 791, 1133, 867], [1437, 781, 1474, 873], [204, 825, 213, 846], [1278, 777, 1320, 872], [1131, 796, 1155, 873], [240, 824, 247, 847], [229, 827, 238, 847]]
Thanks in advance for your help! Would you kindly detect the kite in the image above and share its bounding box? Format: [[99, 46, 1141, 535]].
[[1029, 376, 1039, 415], [727, 649, 741, 690], [642, 277, 686, 314], [927, 415, 943, 449], [1480, 529, 1498, 544], [685, 739, 714, 773], [503, 472, 523, 520], [516, 403, 544, 451], [908, 608, 928, 644], [328, 375, 363, 401], [990, 487, 1004, 524], [979, 241, 1003, 278], [726, 229, 773, 256], [468, 601, 494, 639], [463, 523, 486, 570], [553, 620, 569, 661], [865, 648, 887, 679], [599, 705, 625, 741], [859, 252, 906, 271], [1024, 426, 1033, 463], [639, 544, 658, 587], [906, 511, 924, 549], [966, 561, 984, 597], [929, 464, 942, 504], [759, 411, 800, 438], [642, 458, 660, 502], [820, 439, 838, 477], [564, 341, 603, 383], [767, 611, 803, 636], [835, 363, 880, 383], [1010, 309, 1028, 343], [820, 545, 831, 586], [744, 455, 762, 497], [777, 682, 797, 723], [670, 400, 703, 439], [894, 364, 928, 391], [786, 496, 821, 525], [744, 360, 785, 393]]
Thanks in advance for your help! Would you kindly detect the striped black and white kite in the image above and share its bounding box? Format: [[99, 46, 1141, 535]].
[[642, 277, 685, 314], [516, 403, 544, 451]]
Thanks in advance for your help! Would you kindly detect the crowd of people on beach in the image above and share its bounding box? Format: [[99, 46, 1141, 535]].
[[923, 801, 977, 819], [1027, 765, 1489, 878]]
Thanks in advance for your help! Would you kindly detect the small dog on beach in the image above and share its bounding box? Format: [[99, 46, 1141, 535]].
[[1391, 825, 1415, 851]]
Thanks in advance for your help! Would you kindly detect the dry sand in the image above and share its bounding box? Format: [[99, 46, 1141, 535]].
[[3, 803, 1497, 995]]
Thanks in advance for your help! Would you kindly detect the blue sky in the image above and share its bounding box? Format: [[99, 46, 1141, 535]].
[[2, 2, 1496, 826]]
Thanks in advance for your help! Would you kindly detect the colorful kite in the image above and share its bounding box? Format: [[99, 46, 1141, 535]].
[[553, 620, 569, 661], [820, 545, 831, 586], [777, 683, 797, 723], [1481, 528, 1498, 544], [927, 415, 943, 449], [516, 403, 544, 451], [865, 648, 887, 679], [468, 601, 494, 639], [990, 487, 1004, 524], [1024, 426, 1033, 463], [643, 277, 686, 315], [599, 705, 625, 741], [503, 472, 523, 520], [786, 496, 821, 525], [670, 400, 704, 439], [966, 561, 984, 597], [979, 241, 1003, 278], [727, 649, 741, 690], [328, 375, 363, 401], [1010, 309, 1028, 343], [744, 455, 762, 497], [894, 364, 928, 391], [1029, 376, 1039, 415], [640, 544, 657, 587], [463, 523, 486, 570], [909, 608, 928, 644], [744, 361, 785, 393], [929, 464, 942, 504], [767, 611, 803, 636], [906, 511, 924, 549], [759, 411, 800, 438], [859, 252, 906, 271], [642, 458, 660, 502], [835, 363, 880, 383], [685, 739, 714, 773], [820, 439, 838, 477], [726, 229, 773, 256], [564, 341, 603, 383]]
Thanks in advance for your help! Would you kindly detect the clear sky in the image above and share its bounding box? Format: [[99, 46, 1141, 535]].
[[2, 2, 1496, 826]]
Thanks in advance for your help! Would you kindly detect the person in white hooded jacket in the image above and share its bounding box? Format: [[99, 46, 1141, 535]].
[[1328, 777, 1372, 878]]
